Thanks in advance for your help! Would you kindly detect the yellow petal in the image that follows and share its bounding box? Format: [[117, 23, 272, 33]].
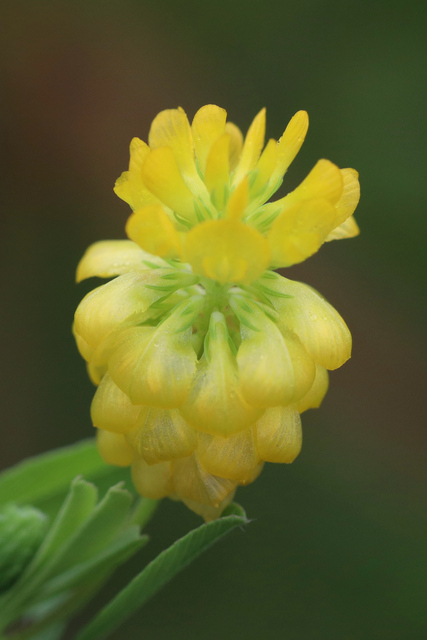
[[96, 429, 133, 467], [255, 406, 302, 463], [108, 299, 199, 407], [191, 104, 227, 175], [233, 108, 266, 185], [272, 110, 309, 181], [180, 312, 263, 437], [141, 147, 198, 224], [73, 324, 93, 362], [326, 215, 360, 241], [184, 218, 269, 285], [333, 168, 360, 226], [76, 240, 164, 283], [266, 275, 352, 370], [74, 269, 177, 349], [197, 428, 260, 483], [131, 456, 174, 499], [127, 407, 197, 464], [204, 133, 230, 211], [225, 177, 249, 221], [173, 453, 236, 507], [235, 299, 315, 407], [114, 138, 161, 211], [87, 362, 107, 386], [126, 204, 182, 258], [250, 138, 278, 196], [181, 490, 236, 522], [286, 159, 343, 206], [225, 121, 244, 170], [128, 137, 150, 172], [296, 364, 329, 413], [148, 107, 208, 201], [91, 372, 141, 434], [268, 198, 337, 267]]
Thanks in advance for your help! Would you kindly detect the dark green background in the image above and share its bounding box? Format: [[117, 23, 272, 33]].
[[2, 1, 426, 638]]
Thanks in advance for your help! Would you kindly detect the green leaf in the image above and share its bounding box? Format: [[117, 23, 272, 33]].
[[0, 440, 105, 507], [75, 503, 249, 640]]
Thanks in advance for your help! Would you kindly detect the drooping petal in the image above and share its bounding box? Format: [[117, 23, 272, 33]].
[[126, 204, 183, 258], [76, 240, 165, 283], [127, 407, 197, 464], [131, 457, 174, 499], [96, 429, 133, 467], [197, 428, 260, 484], [296, 364, 329, 413], [91, 372, 141, 434], [180, 312, 262, 436], [234, 298, 315, 407], [184, 218, 270, 285], [191, 105, 227, 176], [268, 198, 337, 267], [225, 121, 243, 170], [173, 453, 236, 507], [233, 108, 266, 185], [255, 406, 302, 463], [326, 215, 360, 241], [181, 490, 236, 522], [108, 298, 201, 407], [264, 275, 352, 370]]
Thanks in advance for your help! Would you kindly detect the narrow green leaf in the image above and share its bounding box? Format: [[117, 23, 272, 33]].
[[75, 504, 249, 640], [0, 440, 105, 506]]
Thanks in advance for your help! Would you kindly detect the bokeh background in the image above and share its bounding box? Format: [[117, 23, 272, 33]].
[[2, 0, 426, 638]]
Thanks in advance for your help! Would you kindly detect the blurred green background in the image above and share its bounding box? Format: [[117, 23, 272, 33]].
[[2, 0, 426, 638]]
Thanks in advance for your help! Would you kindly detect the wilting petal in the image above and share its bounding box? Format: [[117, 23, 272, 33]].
[[235, 298, 315, 407], [126, 204, 183, 258], [96, 429, 133, 467], [131, 457, 174, 499], [91, 372, 141, 434], [255, 406, 302, 463], [266, 276, 352, 370], [296, 364, 329, 413], [181, 490, 236, 522], [181, 312, 262, 436], [268, 198, 337, 267], [128, 407, 197, 464], [192, 104, 227, 176], [326, 215, 360, 241], [197, 428, 260, 484], [233, 108, 266, 185], [185, 218, 269, 285], [76, 240, 164, 283], [173, 453, 236, 507]]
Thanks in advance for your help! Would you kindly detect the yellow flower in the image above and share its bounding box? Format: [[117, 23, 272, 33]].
[[74, 105, 359, 521]]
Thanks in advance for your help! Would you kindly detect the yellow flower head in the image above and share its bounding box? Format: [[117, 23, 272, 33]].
[[74, 105, 360, 521]]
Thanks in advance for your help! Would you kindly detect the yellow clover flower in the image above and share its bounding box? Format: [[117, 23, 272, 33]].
[[74, 105, 360, 521]]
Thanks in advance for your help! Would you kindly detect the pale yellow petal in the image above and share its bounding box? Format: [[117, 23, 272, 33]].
[[333, 168, 360, 226], [272, 110, 309, 181], [197, 428, 260, 484], [191, 105, 227, 175], [87, 362, 107, 386], [326, 215, 360, 241], [235, 299, 315, 407], [296, 364, 329, 413], [268, 198, 337, 267], [266, 276, 352, 370], [173, 453, 236, 507], [96, 429, 133, 467], [91, 372, 141, 434], [76, 240, 164, 283], [181, 490, 236, 522], [127, 407, 197, 464], [131, 456, 174, 499], [126, 204, 182, 258], [233, 108, 266, 185], [180, 312, 262, 437], [255, 406, 302, 463], [184, 219, 269, 285], [225, 122, 243, 170]]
